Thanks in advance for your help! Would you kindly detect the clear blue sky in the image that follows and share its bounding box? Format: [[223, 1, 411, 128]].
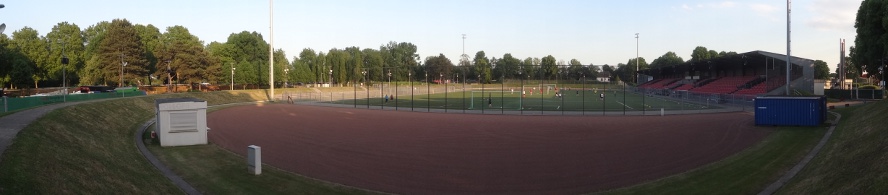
[[3, 0, 859, 71]]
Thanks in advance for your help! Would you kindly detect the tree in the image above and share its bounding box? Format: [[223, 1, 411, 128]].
[[207, 41, 235, 84], [0, 34, 34, 88], [154, 25, 219, 86], [379, 42, 419, 82], [135, 24, 163, 82], [45, 22, 85, 88], [567, 59, 583, 80], [473, 51, 491, 83], [94, 19, 148, 87], [424, 54, 454, 83], [813, 60, 830, 80], [627, 57, 648, 83], [836, 56, 859, 80], [494, 53, 520, 80], [690, 46, 710, 62], [541, 55, 557, 79], [11, 27, 49, 88], [220, 31, 269, 86], [343, 47, 363, 85], [650, 51, 684, 69], [853, 0, 888, 81], [80, 21, 111, 85], [708, 50, 720, 59], [325, 48, 349, 85]]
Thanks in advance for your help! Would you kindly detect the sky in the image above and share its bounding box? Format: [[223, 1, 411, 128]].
[[2, 0, 861, 71]]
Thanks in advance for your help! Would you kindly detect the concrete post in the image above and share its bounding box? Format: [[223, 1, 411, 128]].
[[248, 145, 261, 175], [3, 96, 6, 112]]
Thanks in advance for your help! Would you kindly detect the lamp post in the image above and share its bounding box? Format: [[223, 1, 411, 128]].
[[409, 71, 413, 111], [166, 60, 172, 93], [231, 65, 236, 90], [426, 72, 430, 112], [284, 68, 289, 88], [442, 73, 446, 112], [60, 40, 68, 102], [329, 69, 333, 88], [362, 70, 368, 108], [458, 73, 463, 113], [519, 69, 523, 114], [880, 63, 885, 90], [119, 53, 127, 87]]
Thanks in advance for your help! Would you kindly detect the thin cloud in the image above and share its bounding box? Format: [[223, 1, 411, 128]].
[[806, 0, 860, 32], [749, 3, 778, 14], [679, 1, 737, 11], [748, 3, 779, 21], [712, 1, 737, 8]]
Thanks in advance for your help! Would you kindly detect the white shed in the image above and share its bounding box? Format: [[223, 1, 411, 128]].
[[155, 98, 208, 147]]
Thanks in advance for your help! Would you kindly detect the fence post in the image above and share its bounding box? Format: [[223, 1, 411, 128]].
[[3, 96, 7, 112]]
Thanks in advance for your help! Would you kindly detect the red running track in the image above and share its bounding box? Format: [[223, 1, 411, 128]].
[[208, 104, 769, 194]]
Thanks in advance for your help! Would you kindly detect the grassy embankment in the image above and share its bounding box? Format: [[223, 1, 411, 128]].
[[0, 89, 368, 194], [778, 100, 888, 194]]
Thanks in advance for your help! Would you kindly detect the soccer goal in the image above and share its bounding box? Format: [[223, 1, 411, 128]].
[[521, 84, 558, 95]]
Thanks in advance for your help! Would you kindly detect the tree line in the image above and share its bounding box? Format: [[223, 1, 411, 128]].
[[2, 18, 844, 90]]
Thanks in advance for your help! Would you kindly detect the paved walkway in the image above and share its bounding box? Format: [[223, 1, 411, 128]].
[[0, 99, 201, 194], [0, 101, 92, 161], [758, 111, 842, 195]]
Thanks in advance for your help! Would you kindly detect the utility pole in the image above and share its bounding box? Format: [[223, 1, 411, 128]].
[[119, 53, 127, 87]]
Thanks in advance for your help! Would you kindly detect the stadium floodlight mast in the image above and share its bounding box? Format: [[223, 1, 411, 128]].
[[269, 0, 274, 101], [635, 33, 639, 84], [785, 0, 791, 95], [462, 34, 466, 57]]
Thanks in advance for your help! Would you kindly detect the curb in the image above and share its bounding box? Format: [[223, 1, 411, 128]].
[[135, 119, 202, 195], [758, 111, 841, 195]]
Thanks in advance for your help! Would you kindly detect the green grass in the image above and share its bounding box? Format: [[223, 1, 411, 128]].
[[778, 100, 888, 194], [0, 90, 272, 194], [336, 87, 717, 112], [598, 122, 828, 194], [144, 135, 377, 194]]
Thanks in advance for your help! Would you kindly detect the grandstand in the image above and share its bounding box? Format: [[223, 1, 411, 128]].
[[638, 50, 814, 99]]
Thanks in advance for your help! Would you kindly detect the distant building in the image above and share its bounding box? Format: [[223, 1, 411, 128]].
[[597, 72, 611, 83]]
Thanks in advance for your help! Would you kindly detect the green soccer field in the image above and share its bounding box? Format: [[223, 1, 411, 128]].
[[331, 84, 718, 112]]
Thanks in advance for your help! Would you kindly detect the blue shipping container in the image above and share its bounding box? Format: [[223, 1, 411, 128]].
[[754, 96, 826, 126]]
